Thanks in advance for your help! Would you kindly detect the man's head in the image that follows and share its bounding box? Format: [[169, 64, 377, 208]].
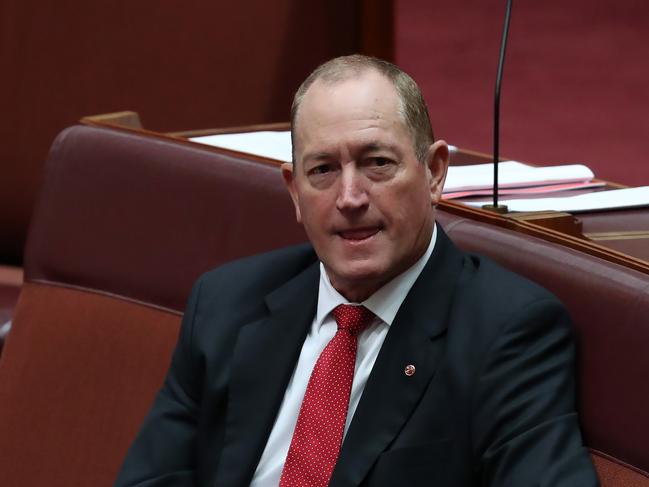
[[283, 55, 449, 302], [291, 55, 435, 163]]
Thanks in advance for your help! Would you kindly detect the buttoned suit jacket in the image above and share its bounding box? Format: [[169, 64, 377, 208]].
[[115, 228, 598, 486]]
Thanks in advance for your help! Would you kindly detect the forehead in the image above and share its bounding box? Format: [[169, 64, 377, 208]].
[[304, 70, 399, 113], [294, 71, 408, 153]]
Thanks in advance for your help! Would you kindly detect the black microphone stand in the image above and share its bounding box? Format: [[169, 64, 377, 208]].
[[483, 0, 513, 214]]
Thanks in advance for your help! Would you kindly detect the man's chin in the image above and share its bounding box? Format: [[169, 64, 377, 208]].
[[325, 262, 389, 301]]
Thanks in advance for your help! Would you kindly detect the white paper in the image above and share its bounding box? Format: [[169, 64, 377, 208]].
[[191, 131, 293, 162], [444, 161, 594, 192], [191, 130, 457, 163], [464, 186, 649, 213]]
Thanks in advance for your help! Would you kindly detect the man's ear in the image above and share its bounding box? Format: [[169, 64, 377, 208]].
[[281, 162, 303, 223], [425, 140, 450, 206]]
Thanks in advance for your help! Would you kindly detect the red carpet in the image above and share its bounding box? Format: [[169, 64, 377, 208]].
[[396, 0, 649, 186]]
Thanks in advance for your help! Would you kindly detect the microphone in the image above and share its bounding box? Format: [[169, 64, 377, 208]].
[[483, 0, 513, 214]]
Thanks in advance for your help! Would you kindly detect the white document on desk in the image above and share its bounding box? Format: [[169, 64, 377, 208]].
[[464, 186, 649, 213], [191, 131, 293, 162], [444, 161, 595, 193]]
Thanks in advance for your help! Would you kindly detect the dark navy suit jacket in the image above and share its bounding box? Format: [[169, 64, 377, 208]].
[[115, 228, 598, 486]]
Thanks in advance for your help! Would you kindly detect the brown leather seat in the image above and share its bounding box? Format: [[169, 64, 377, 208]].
[[0, 124, 306, 486], [437, 212, 649, 484]]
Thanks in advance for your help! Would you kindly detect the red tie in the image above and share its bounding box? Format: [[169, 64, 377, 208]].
[[280, 304, 375, 487]]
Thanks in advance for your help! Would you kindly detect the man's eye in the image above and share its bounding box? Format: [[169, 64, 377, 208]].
[[370, 157, 392, 167], [309, 164, 332, 175]]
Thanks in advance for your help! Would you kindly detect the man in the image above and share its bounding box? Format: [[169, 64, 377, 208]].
[[115, 55, 597, 486]]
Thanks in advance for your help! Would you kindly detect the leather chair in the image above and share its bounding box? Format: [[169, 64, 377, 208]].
[[437, 212, 649, 485], [0, 124, 306, 486]]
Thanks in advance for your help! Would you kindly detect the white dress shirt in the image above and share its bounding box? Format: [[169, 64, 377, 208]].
[[250, 225, 437, 486]]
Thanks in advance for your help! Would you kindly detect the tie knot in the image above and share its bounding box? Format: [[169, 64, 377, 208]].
[[332, 304, 375, 336]]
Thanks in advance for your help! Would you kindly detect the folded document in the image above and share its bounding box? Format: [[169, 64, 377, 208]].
[[443, 161, 603, 198], [465, 186, 649, 213]]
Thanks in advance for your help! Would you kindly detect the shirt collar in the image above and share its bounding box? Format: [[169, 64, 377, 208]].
[[315, 223, 437, 329]]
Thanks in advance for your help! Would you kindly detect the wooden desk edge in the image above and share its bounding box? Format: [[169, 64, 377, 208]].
[[79, 114, 649, 274]]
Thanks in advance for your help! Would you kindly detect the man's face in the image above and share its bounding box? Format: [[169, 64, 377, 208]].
[[283, 70, 449, 302]]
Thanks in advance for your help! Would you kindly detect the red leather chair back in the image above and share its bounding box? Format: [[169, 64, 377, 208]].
[[0, 124, 306, 486], [437, 212, 649, 484]]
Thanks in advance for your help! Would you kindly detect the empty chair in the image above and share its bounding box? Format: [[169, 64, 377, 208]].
[[0, 124, 306, 486]]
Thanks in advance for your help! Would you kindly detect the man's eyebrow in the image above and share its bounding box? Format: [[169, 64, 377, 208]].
[[360, 141, 400, 154], [302, 151, 332, 163], [301, 142, 400, 163]]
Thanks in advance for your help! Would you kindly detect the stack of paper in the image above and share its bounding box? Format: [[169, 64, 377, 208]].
[[444, 161, 604, 198], [192, 131, 294, 162], [465, 187, 649, 213]]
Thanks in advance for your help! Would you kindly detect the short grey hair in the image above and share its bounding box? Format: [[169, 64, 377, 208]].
[[290, 54, 435, 162]]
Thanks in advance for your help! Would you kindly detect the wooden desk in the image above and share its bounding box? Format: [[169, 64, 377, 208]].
[[82, 114, 649, 274]]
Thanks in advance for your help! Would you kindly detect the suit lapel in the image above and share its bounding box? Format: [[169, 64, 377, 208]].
[[330, 229, 466, 486], [213, 261, 319, 487]]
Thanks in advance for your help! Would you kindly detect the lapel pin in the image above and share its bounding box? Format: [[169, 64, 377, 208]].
[[404, 364, 416, 377]]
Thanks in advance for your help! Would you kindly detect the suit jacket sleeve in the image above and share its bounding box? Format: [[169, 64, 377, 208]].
[[114, 276, 205, 487], [472, 297, 598, 486]]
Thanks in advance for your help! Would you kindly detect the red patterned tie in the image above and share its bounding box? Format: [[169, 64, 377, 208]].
[[280, 304, 375, 487]]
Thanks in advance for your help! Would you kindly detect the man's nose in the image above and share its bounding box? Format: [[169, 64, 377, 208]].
[[336, 167, 369, 212]]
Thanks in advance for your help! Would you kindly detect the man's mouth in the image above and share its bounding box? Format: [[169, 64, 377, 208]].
[[338, 227, 381, 241]]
